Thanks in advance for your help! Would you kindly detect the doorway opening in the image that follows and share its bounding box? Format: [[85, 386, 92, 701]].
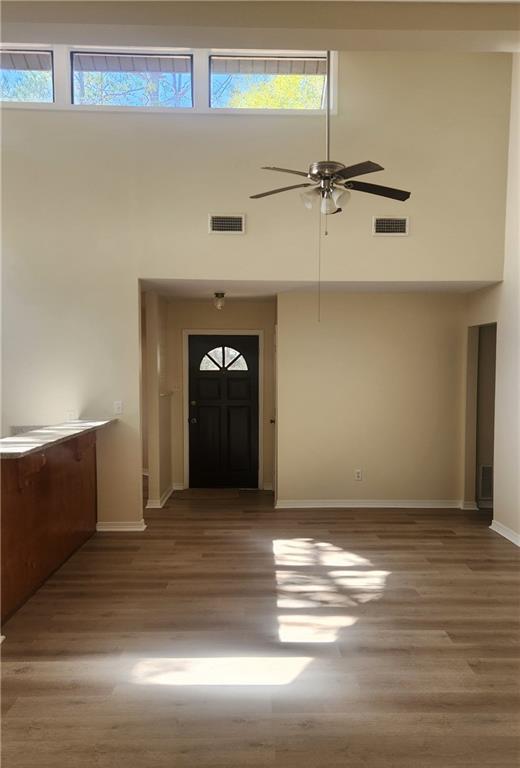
[[464, 323, 497, 511], [139, 283, 276, 505], [475, 324, 497, 510]]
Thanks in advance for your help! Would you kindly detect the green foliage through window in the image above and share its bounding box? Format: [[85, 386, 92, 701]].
[[210, 56, 326, 110], [1, 50, 53, 103], [2, 49, 329, 111], [71, 52, 193, 108]]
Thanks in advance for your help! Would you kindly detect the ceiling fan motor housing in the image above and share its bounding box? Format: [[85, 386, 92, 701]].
[[308, 160, 346, 180]]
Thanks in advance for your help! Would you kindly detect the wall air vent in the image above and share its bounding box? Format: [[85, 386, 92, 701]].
[[373, 217, 409, 236], [209, 214, 245, 234]]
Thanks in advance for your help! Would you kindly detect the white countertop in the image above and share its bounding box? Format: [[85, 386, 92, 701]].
[[0, 419, 116, 459]]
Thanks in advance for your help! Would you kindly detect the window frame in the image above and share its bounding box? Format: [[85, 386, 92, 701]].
[[0, 45, 55, 105], [0, 44, 338, 116], [207, 50, 332, 114], [70, 49, 195, 110]]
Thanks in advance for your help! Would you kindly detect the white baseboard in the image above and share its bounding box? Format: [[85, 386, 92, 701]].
[[146, 484, 174, 509], [167, 483, 268, 492], [461, 501, 479, 511], [275, 499, 463, 510], [96, 519, 147, 532], [490, 520, 520, 546]]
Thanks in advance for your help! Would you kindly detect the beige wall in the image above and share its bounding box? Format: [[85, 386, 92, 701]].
[[140, 300, 148, 471], [277, 292, 467, 504], [144, 291, 172, 504], [465, 54, 520, 538], [165, 298, 276, 489], [463, 326, 479, 507], [1, 210, 143, 524], [1, 53, 512, 288], [132, 52, 510, 285], [1, 48, 513, 523], [158, 298, 173, 499]]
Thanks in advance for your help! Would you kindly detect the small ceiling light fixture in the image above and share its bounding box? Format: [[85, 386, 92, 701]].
[[213, 292, 225, 311]]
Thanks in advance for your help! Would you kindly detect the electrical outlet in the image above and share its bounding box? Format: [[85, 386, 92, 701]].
[[113, 400, 123, 415], [354, 469, 363, 481]]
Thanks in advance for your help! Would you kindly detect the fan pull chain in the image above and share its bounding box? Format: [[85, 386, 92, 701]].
[[317, 206, 323, 322], [316, 204, 331, 322]]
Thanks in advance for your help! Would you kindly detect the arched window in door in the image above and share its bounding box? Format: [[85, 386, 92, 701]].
[[199, 345, 248, 372]]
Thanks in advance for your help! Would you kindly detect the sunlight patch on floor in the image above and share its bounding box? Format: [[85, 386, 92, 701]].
[[273, 539, 390, 642], [277, 614, 357, 642], [131, 656, 313, 686], [272, 538, 373, 567], [275, 570, 359, 609]]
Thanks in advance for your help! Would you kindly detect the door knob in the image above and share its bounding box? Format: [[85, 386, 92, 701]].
[[190, 417, 197, 424], [191, 400, 197, 406]]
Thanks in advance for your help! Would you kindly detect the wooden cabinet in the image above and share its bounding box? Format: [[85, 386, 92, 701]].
[[1, 431, 98, 622]]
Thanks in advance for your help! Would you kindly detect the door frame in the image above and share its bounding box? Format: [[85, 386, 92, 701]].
[[182, 329, 264, 490], [464, 322, 497, 510]]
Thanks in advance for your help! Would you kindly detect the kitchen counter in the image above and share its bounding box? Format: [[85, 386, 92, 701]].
[[0, 419, 115, 459], [1, 418, 115, 623]]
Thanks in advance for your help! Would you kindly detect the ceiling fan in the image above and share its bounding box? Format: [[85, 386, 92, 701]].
[[250, 52, 411, 215]]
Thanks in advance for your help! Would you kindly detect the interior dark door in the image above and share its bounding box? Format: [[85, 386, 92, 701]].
[[476, 323, 496, 510], [189, 335, 259, 488]]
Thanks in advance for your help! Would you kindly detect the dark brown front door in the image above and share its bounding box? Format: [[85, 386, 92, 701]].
[[188, 335, 259, 488]]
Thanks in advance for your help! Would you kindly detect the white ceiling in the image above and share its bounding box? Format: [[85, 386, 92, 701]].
[[14, 1, 515, 3], [4, 3, 518, 56], [140, 278, 497, 300]]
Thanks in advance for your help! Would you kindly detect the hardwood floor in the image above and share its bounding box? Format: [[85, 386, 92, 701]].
[[2, 491, 520, 767]]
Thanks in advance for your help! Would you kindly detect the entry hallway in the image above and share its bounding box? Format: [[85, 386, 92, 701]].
[[2, 492, 520, 767]]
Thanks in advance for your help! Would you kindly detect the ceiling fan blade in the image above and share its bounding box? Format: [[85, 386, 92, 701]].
[[261, 166, 309, 178], [336, 161, 384, 180], [346, 180, 411, 201], [250, 183, 314, 199]]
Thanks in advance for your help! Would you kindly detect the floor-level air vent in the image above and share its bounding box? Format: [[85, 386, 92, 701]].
[[479, 464, 493, 500], [373, 217, 409, 236], [209, 214, 245, 234]]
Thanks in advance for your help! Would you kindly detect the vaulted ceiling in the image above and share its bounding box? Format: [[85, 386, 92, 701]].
[[2, 2, 519, 52]]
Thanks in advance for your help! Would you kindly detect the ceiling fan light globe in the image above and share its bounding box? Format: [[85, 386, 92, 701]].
[[332, 188, 350, 207], [300, 187, 320, 210], [320, 194, 338, 215]]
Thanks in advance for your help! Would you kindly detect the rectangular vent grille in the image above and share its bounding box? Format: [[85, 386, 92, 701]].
[[209, 215, 245, 234], [479, 464, 493, 500], [373, 217, 409, 235]]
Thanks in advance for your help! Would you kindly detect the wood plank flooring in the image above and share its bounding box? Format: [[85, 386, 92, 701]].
[[2, 491, 520, 767]]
